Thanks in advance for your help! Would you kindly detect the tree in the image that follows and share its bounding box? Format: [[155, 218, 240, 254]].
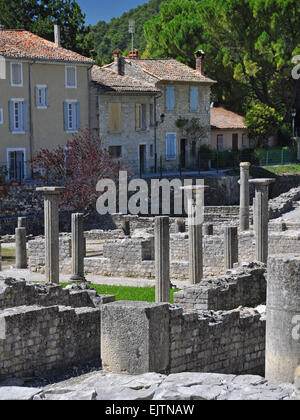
[[245, 102, 283, 146], [31, 130, 124, 213], [0, 0, 87, 54]]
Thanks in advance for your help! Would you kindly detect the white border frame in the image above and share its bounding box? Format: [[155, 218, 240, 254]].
[[6, 147, 27, 180], [65, 65, 77, 89], [10, 62, 23, 87], [65, 99, 78, 133], [11, 98, 25, 134], [36, 84, 48, 109], [166, 132, 177, 161]]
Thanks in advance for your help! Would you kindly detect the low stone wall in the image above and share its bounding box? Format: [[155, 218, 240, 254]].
[[0, 304, 100, 380], [173, 263, 266, 311], [269, 186, 300, 219], [169, 306, 265, 375]]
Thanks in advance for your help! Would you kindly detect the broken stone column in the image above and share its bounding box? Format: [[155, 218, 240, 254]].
[[182, 185, 206, 285], [266, 254, 300, 384], [239, 162, 251, 231], [36, 187, 64, 284], [70, 213, 86, 283], [101, 301, 170, 375], [224, 226, 238, 270], [15, 227, 27, 269], [18, 217, 27, 229], [155, 216, 170, 303], [203, 224, 213, 236], [175, 218, 186, 233], [249, 179, 275, 264]]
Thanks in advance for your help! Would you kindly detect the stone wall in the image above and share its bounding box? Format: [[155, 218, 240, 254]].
[[0, 305, 100, 380], [173, 263, 266, 311], [169, 306, 265, 375]]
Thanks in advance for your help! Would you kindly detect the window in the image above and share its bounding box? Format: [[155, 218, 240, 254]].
[[63, 101, 80, 132], [190, 87, 199, 111], [109, 146, 122, 158], [10, 63, 23, 87], [150, 144, 154, 158], [217, 135, 224, 151], [242, 133, 248, 149], [65, 66, 77, 88], [7, 149, 26, 180], [135, 104, 147, 131], [149, 104, 154, 126], [8, 99, 28, 133], [108, 103, 122, 132], [0, 108, 3, 124], [36, 85, 48, 108], [166, 86, 175, 111], [166, 133, 176, 160]]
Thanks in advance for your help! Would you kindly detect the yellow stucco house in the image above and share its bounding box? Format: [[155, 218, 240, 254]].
[[0, 29, 94, 180]]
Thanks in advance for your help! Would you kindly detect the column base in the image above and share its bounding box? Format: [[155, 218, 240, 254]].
[[70, 274, 87, 283]]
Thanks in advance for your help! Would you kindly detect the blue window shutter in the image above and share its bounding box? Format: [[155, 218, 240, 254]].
[[63, 102, 68, 131], [8, 100, 14, 131], [76, 102, 80, 130], [190, 87, 199, 111], [166, 133, 176, 158], [35, 87, 38, 107], [166, 86, 175, 111], [23, 101, 29, 131], [45, 88, 49, 107]]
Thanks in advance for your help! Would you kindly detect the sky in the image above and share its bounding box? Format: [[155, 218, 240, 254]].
[[77, 0, 149, 26]]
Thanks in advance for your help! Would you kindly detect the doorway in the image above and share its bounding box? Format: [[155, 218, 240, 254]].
[[139, 145, 146, 175], [180, 139, 187, 169], [232, 134, 238, 151]]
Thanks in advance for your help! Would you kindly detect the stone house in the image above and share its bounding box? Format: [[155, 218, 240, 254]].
[[90, 65, 160, 174], [211, 107, 252, 151], [0, 28, 94, 181], [101, 50, 216, 173]]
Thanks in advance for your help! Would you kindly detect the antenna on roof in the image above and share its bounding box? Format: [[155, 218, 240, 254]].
[[128, 19, 135, 55]]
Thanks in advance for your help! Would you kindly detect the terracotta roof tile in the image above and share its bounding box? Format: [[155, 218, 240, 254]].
[[0, 30, 94, 64], [211, 107, 247, 129], [126, 58, 216, 84], [91, 66, 160, 94]]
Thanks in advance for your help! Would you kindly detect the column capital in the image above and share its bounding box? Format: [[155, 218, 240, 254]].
[[240, 162, 251, 168], [36, 186, 65, 195], [249, 178, 275, 187]]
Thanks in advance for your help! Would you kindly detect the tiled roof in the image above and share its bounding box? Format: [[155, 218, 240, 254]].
[[91, 66, 160, 94], [211, 107, 247, 129], [0, 30, 95, 64], [125, 58, 216, 84]]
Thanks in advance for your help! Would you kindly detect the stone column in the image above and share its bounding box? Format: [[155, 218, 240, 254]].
[[18, 217, 27, 229], [266, 255, 300, 384], [15, 227, 27, 269], [294, 367, 300, 400], [36, 187, 64, 284], [239, 162, 251, 231], [249, 179, 275, 264], [224, 226, 238, 270], [155, 216, 170, 303], [70, 213, 86, 283], [203, 224, 213, 236], [175, 218, 186, 233], [182, 185, 206, 285]]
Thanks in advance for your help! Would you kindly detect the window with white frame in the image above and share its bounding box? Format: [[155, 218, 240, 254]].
[[166, 133, 176, 160], [135, 104, 147, 131], [65, 66, 77, 88], [242, 133, 248, 149], [64, 100, 80, 132], [0, 108, 3, 124], [10, 63, 23, 87], [7, 148, 26, 180], [36, 85, 48, 108], [9, 99, 28, 133]]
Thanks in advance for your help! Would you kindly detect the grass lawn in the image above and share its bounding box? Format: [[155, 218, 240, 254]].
[[225, 164, 300, 178], [1, 248, 16, 266], [61, 283, 180, 304]]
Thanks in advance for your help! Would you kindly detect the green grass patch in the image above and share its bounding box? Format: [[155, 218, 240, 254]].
[[226, 164, 300, 178], [61, 283, 180, 304], [1, 248, 16, 265]]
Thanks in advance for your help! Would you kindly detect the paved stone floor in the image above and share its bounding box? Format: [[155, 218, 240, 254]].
[[0, 372, 295, 400]]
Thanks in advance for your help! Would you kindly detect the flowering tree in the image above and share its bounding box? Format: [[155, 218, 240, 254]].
[[31, 129, 124, 213]]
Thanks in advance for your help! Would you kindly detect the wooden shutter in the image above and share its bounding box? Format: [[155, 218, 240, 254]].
[[63, 102, 68, 131], [76, 102, 80, 130], [23, 101, 29, 132], [8, 100, 14, 131], [135, 104, 141, 130], [108, 103, 121, 132], [166, 133, 176, 159], [166, 86, 175, 111], [190, 87, 199, 111]]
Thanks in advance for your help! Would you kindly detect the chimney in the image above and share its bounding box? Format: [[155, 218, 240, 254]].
[[195, 50, 205, 75], [54, 25, 61, 47], [113, 50, 124, 75], [129, 49, 139, 59]]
